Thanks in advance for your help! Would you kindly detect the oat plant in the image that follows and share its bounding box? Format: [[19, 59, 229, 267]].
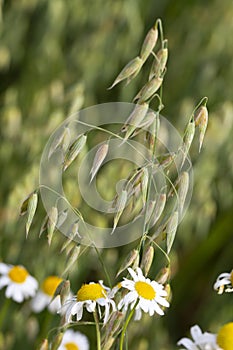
[[7, 19, 209, 350]]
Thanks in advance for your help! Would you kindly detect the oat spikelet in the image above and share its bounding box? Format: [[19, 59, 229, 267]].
[[90, 142, 109, 182], [26, 192, 38, 238], [63, 134, 87, 171], [194, 105, 208, 152], [108, 56, 143, 89], [140, 22, 159, 62], [133, 77, 163, 103]]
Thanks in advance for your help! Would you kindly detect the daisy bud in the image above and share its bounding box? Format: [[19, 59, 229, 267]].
[[38, 339, 49, 350], [26, 192, 38, 238], [108, 56, 143, 89], [140, 22, 159, 62], [194, 105, 208, 152], [90, 142, 109, 183], [149, 47, 168, 80], [166, 211, 179, 254], [63, 134, 87, 171], [140, 245, 154, 276], [134, 77, 163, 103], [47, 206, 58, 246], [116, 249, 139, 277]]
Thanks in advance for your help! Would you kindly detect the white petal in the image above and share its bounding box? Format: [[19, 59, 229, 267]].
[[48, 296, 61, 313], [134, 307, 142, 320], [128, 268, 139, 281], [156, 295, 170, 308], [0, 263, 11, 274], [31, 291, 49, 312], [86, 301, 96, 313], [139, 298, 150, 313], [6, 284, 24, 303], [177, 338, 198, 350], [190, 325, 203, 342], [0, 276, 10, 289], [152, 301, 164, 316]]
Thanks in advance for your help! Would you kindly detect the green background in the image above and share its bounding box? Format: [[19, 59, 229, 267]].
[[0, 0, 233, 349]]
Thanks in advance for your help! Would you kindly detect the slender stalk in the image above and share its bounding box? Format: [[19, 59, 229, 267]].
[[0, 298, 11, 330], [93, 310, 101, 350], [119, 303, 137, 350]]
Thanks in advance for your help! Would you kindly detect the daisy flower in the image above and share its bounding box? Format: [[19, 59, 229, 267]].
[[59, 281, 116, 324], [57, 329, 89, 350], [177, 325, 219, 350], [0, 263, 38, 303], [216, 322, 233, 350], [31, 275, 68, 313], [118, 267, 169, 320], [213, 270, 233, 294]]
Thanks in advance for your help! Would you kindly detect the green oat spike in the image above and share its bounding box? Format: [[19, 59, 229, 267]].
[[149, 47, 168, 80], [90, 142, 109, 183], [37, 339, 49, 350], [145, 200, 156, 223], [133, 77, 163, 103], [61, 127, 71, 152], [111, 190, 128, 234], [140, 245, 154, 276], [149, 193, 166, 227], [140, 21, 159, 62], [194, 105, 208, 152], [26, 192, 38, 238], [116, 249, 139, 277], [108, 56, 143, 89], [50, 279, 65, 303], [63, 245, 81, 276], [63, 134, 87, 171], [177, 171, 189, 215], [60, 220, 80, 253], [121, 103, 148, 142], [182, 120, 195, 163], [141, 167, 149, 205], [60, 280, 71, 305], [51, 333, 63, 350], [39, 215, 48, 238], [48, 127, 68, 159], [47, 206, 58, 246], [166, 211, 179, 254]]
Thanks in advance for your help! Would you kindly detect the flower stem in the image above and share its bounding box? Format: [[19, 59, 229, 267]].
[[93, 310, 101, 350], [0, 298, 11, 330], [119, 303, 137, 350]]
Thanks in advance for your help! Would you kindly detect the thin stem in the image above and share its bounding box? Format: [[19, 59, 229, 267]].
[[93, 310, 101, 350], [0, 298, 11, 330], [119, 303, 137, 350], [94, 247, 112, 288]]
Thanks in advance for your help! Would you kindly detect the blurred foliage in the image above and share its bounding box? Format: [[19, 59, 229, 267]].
[[0, 0, 233, 349]]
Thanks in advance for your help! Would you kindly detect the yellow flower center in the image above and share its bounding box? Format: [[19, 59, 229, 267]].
[[8, 266, 29, 283], [41, 276, 63, 296], [135, 281, 156, 300], [77, 283, 106, 301], [65, 343, 79, 350], [230, 271, 233, 286], [217, 322, 233, 350]]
